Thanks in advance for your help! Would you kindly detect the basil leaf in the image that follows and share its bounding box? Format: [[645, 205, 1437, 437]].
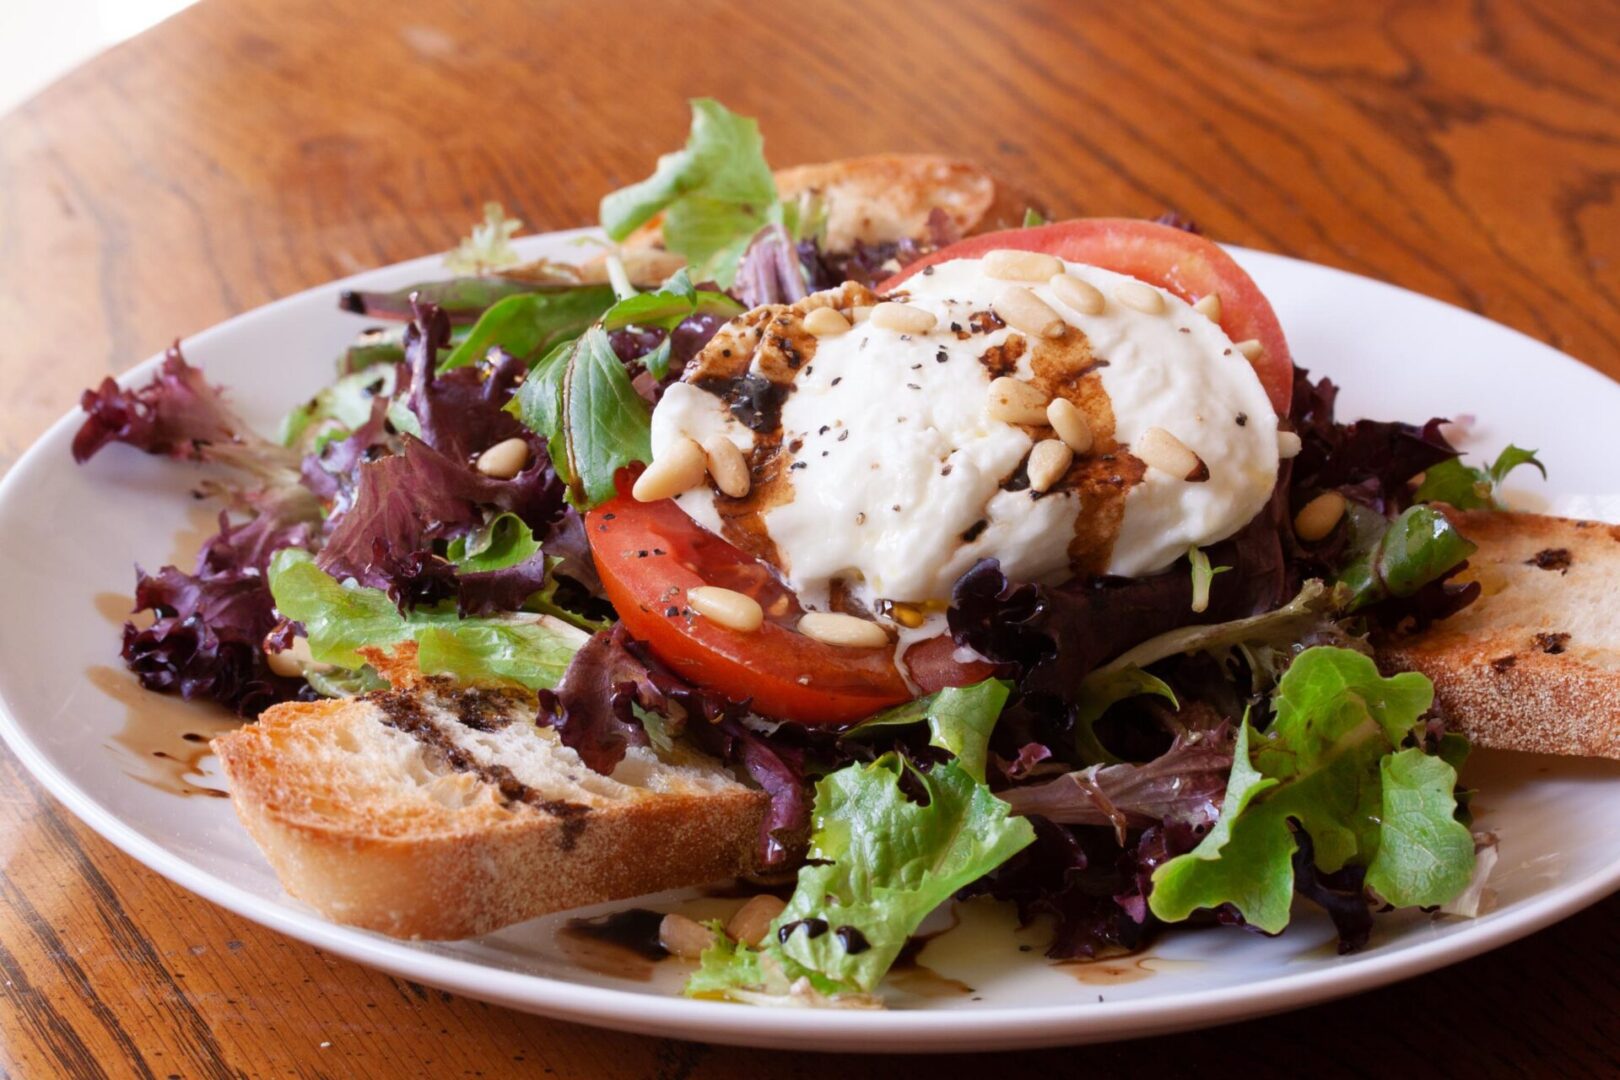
[[1414, 443, 1546, 510], [1338, 505, 1477, 612], [438, 286, 614, 373], [561, 326, 653, 507], [599, 99, 779, 287]]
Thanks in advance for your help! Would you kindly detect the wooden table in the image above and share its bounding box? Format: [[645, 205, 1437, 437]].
[[3, 0, 1619, 1073]]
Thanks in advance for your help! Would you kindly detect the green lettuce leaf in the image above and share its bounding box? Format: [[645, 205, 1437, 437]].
[[688, 753, 1035, 999], [277, 364, 399, 450], [443, 201, 524, 276], [268, 549, 585, 688], [599, 269, 743, 332], [599, 99, 779, 287], [445, 512, 540, 572], [1070, 666, 1179, 765], [1338, 505, 1478, 612], [438, 286, 615, 373], [842, 678, 1010, 784], [1148, 647, 1474, 932], [1414, 443, 1546, 511]]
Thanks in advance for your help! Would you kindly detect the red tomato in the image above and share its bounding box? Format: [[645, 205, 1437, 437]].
[[882, 218, 1294, 415], [589, 483, 993, 725]]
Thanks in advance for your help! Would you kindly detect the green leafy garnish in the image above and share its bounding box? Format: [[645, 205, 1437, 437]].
[[1187, 545, 1230, 615], [594, 268, 744, 381], [1148, 647, 1474, 932], [443, 201, 525, 275], [445, 512, 541, 572], [600, 99, 779, 287], [1414, 444, 1546, 510], [845, 678, 1010, 783], [1070, 666, 1179, 765], [438, 286, 615, 373], [688, 753, 1035, 999], [1022, 207, 1047, 227], [507, 325, 654, 509], [560, 326, 654, 507], [268, 549, 585, 688], [277, 365, 398, 450], [1337, 505, 1477, 612]]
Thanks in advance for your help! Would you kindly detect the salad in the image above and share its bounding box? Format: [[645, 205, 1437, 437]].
[[72, 100, 1539, 1005]]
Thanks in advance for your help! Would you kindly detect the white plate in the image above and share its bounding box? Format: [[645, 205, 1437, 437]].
[[3, 229, 1619, 1053]]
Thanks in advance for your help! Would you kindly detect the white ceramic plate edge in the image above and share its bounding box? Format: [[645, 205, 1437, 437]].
[[2, 233, 1618, 1052]]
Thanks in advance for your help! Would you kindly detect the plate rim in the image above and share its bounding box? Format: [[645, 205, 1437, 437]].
[[3, 230, 1619, 1051]]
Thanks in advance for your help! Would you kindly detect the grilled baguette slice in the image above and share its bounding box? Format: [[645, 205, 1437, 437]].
[[504, 154, 1038, 287], [214, 665, 766, 939], [1377, 510, 1620, 759], [620, 154, 1037, 255]]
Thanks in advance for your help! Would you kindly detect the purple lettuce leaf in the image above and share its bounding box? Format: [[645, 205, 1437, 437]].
[[1289, 369, 1459, 515], [402, 300, 534, 464], [999, 727, 1234, 842], [457, 548, 552, 617], [948, 495, 1286, 708], [73, 343, 246, 464], [123, 504, 320, 716], [733, 224, 810, 309], [537, 626, 811, 866], [535, 625, 655, 775]]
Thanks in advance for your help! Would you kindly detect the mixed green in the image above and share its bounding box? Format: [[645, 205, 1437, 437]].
[[70, 100, 1532, 1005]]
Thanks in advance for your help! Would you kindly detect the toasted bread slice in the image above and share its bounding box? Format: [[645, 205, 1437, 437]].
[[770, 154, 1037, 251], [214, 661, 766, 939], [1377, 510, 1620, 758], [616, 153, 1037, 255]]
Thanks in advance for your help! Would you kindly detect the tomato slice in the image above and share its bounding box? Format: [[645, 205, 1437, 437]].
[[882, 218, 1294, 415]]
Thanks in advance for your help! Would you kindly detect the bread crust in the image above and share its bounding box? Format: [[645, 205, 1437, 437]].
[[1376, 510, 1620, 759], [215, 687, 767, 939]]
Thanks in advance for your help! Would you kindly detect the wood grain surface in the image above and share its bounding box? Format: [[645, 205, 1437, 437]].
[[4, 0, 1620, 1074]]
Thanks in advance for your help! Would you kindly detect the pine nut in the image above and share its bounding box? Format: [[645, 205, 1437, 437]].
[[1136, 426, 1208, 481], [1277, 430, 1303, 459], [703, 436, 751, 498], [475, 437, 529, 479], [798, 611, 890, 649], [1235, 338, 1264, 362], [659, 913, 717, 959], [983, 248, 1064, 282], [889, 602, 926, 629], [726, 894, 787, 947], [1192, 293, 1222, 321], [870, 302, 937, 334], [632, 436, 707, 502], [802, 306, 852, 337], [850, 305, 874, 323], [987, 376, 1051, 425], [1048, 273, 1106, 316], [1115, 281, 1166, 314], [992, 285, 1066, 339], [1294, 491, 1347, 542], [1046, 398, 1093, 454], [1027, 439, 1074, 493], [687, 586, 764, 632]]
